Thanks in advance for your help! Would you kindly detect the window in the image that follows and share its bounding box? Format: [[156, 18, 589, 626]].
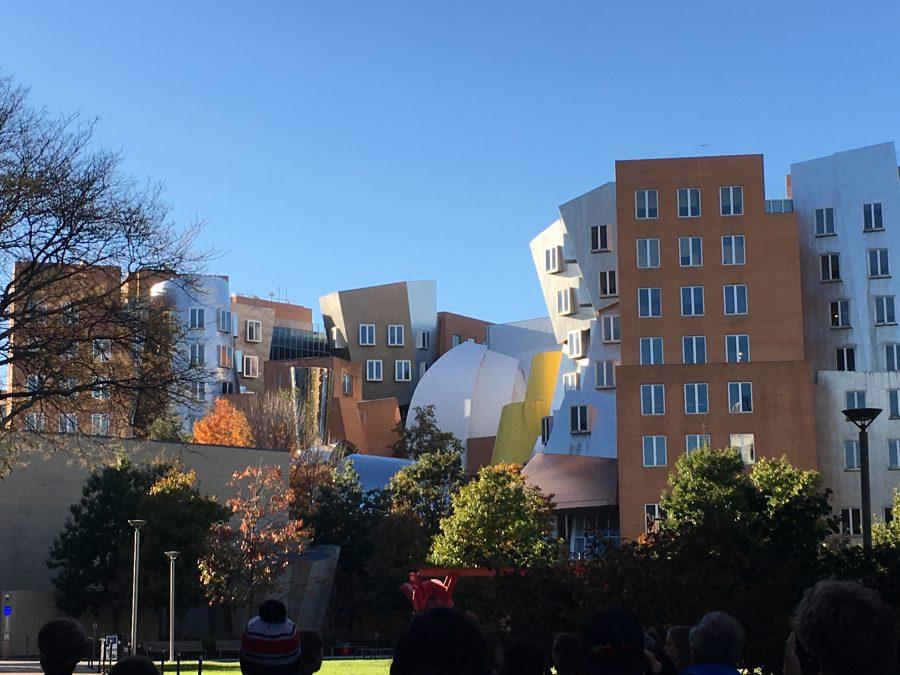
[[722, 235, 745, 265], [563, 372, 581, 391], [731, 433, 756, 464], [92, 384, 110, 400], [602, 315, 620, 343], [875, 296, 896, 325], [189, 343, 205, 366], [545, 246, 563, 273], [886, 344, 900, 371], [836, 346, 856, 371], [91, 413, 110, 437], [638, 288, 662, 318], [889, 440, 900, 469], [595, 361, 616, 389], [557, 288, 575, 316], [635, 189, 659, 219], [417, 330, 431, 350], [641, 384, 665, 415], [820, 254, 841, 281], [723, 285, 748, 315], [541, 416, 554, 445], [568, 329, 587, 359], [246, 320, 262, 343], [599, 270, 617, 297], [395, 360, 412, 382], [388, 324, 405, 346], [868, 249, 890, 277], [845, 390, 866, 410], [844, 440, 860, 470], [25, 412, 45, 432], [366, 359, 383, 382], [831, 300, 851, 328], [451, 334, 461, 347], [591, 225, 610, 252], [418, 362, 428, 380], [218, 309, 232, 333], [890, 389, 900, 418], [93, 339, 111, 363], [242, 355, 259, 378], [218, 345, 233, 369], [863, 202, 884, 231], [189, 307, 205, 329], [570, 405, 589, 434], [25, 374, 42, 393], [679, 237, 703, 266], [728, 381, 753, 413], [359, 324, 376, 346], [643, 436, 667, 467], [192, 381, 205, 401], [645, 504, 664, 532], [640, 337, 664, 365], [840, 508, 862, 536], [815, 208, 835, 236], [686, 434, 710, 454], [725, 334, 750, 363], [684, 383, 709, 414], [221, 381, 234, 395], [58, 413, 78, 434], [637, 238, 660, 269], [720, 186, 743, 216], [682, 336, 707, 364], [677, 187, 701, 218], [342, 373, 353, 396], [681, 286, 704, 316]]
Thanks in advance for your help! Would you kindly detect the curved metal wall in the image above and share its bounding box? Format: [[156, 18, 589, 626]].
[[291, 365, 333, 446]]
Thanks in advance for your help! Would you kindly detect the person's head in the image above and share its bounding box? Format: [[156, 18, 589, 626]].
[[499, 641, 545, 675], [390, 606, 492, 675], [37, 618, 87, 675], [108, 657, 160, 675], [663, 625, 691, 671], [258, 599, 288, 624], [580, 607, 645, 675], [298, 631, 324, 675], [240, 599, 300, 675], [689, 611, 745, 667], [793, 580, 898, 675], [552, 633, 581, 675]]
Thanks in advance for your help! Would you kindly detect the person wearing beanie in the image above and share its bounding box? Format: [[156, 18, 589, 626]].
[[240, 599, 301, 675], [580, 607, 660, 675]]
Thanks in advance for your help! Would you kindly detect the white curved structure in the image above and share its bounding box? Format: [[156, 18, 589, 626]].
[[408, 341, 526, 465]]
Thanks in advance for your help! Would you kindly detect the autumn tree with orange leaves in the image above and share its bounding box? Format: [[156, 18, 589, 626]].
[[192, 399, 254, 447]]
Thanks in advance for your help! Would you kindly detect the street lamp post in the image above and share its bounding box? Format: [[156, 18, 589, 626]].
[[165, 551, 180, 663], [842, 407, 882, 555], [127, 519, 147, 656]]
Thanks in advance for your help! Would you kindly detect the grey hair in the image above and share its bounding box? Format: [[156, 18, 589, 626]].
[[689, 611, 745, 666]]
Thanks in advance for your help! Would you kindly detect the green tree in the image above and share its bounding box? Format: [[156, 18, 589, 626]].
[[873, 489, 900, 547], [145, 408, 191, 443], [391, 405, 464, 459], [430, 463, 559, 568], [388, 449, 465, 536]]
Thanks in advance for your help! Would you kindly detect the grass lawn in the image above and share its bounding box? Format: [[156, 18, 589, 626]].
[[160, 660, 390, 674]]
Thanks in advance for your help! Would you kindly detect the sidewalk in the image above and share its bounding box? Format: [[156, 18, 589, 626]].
[[0, 661, 96, 674]]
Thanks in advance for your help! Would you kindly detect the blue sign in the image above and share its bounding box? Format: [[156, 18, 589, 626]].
[[3, 606, 10, 616]]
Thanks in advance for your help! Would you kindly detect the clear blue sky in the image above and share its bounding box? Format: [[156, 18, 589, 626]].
[[2, 1, 898, 323]]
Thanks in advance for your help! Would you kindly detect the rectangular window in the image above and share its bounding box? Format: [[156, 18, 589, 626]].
[[684, 383, 709, 414], [242, 355, 259, 378], [725, 334, 751, 363], [563, 372, 581, 391], [395, 359, 412, 382], [682, 336, 707, 365], [863, 203, 884, 231], [686, 434, 710, 454], [845, 390, 866, 409], [599, 270, 617, 297], [841, 508, 862, 536], [25, 412, 46, 431], [567, 329, 587, 359], [640, 337, 664, 365], [639, 288, 662, 318], [218, 345, 233, 369], [189, 307, 205, 329], [720, 186, 743, 216], [192, 381, 205, 401], [679, 237, 703, 267], [25, 374, 42, 393], [724, 285, 748, 315], [595, 360, 616, 389], [677, 187, 701, 218], [541, 416, 554, 445], [388, 324, 405, 347], [359, 324, 376, 346], [641, 384, 665, 415], [545, 246, 563, 273], [417, 330, 431, 350], [869, 249, 890, 277], [643, 435, 667, 467], [636, 238, 660, 269], [591, 225, 610, 252], [93, 339, 111, 363], [366, 359, 383, 382], [418, 362, 428, 380], [886, 344, 900, 372], [890, 389, 900, 418], [728, 381, 753, 413], [189, 343, 205, 366], [451, 334, 461, 347], [875, 296, 896, 325], [91, 413, 110, 437], [246, 320, 262, 343], [844, 440, 860, 470], [815, 208, 835, 236], [557, 288, 575, 316], [645, 504, 664, 532], [681, 286, 704, 316], [889, 440, 900, 469], [722, 235, 746, 265], [831, 300, 851, 328], [570, 405, 590, 434], [92, 384, 110, 400], [218, 309, 232, 333], [820, 254, 841, 281], [221, 381, 234, 395], [59, 413, 78, 434], [635, 189, 659, 219], [731, 433, 756, 464], [602, 315, 620, 343], [836, 346, 856, 371]]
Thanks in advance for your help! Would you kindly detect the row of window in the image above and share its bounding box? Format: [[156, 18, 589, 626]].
[[839, 506, 895, 537], [830, 297, 896, 328], [365, 359, 427, 382], [636, 334, 749, 365], [640, 433, 756, 467], [845, 389, 900, 419], [814, 203, 885, 236], [636, 284, 748, 318], [634, 186, 745, 220], [188, 307, 233, 333], [187, 345, 259, 378], [24, 412, 110, 436], [358, 324, 432, 349], [842, 438, 900, 471], [636, 235, 746, 268], [25, 375, 114, 400], [819, 249, 891, 281], [638, 381, 753, 416], [835, 344, 900, 372]]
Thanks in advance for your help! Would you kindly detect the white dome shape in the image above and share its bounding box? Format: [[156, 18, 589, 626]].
[[408, 341, 526, 449]]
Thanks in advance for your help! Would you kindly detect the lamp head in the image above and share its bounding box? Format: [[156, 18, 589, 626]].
[[165, 551, 181, 560], [842, 407, 882, 429], [127, 519, 147, 529]]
